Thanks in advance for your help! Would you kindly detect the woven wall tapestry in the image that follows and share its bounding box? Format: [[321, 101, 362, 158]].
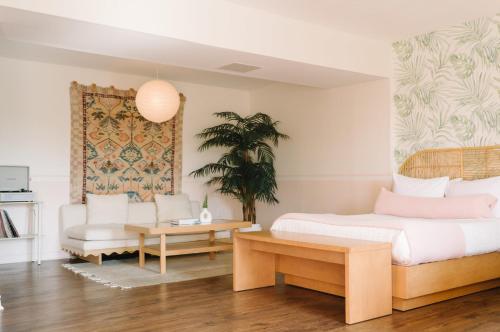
[[70, 82, 184, 203]]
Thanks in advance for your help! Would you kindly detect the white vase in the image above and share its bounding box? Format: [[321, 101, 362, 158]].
[[199, 208, 212, 224]]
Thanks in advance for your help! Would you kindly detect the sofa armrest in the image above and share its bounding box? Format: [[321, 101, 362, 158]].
[[60, 204, 86, 232]]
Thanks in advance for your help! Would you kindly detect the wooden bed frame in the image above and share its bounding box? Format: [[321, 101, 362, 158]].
[[240, 145, 500, 312], [393, 145, 500, 310]]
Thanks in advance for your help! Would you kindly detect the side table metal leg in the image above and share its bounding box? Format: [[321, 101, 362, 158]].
[[37, 203, 42, 265], [31, 205, 36, 263]]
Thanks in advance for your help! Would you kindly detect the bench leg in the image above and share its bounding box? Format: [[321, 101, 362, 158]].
[[233, 236, 276, 291], [345, 248, 392, 324]]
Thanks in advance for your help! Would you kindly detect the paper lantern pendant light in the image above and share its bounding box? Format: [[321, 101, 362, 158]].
[[135, 79, 180, 123]]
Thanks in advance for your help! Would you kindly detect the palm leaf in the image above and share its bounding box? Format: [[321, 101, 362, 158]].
[[448, 17, 491, 45], [395, 112, 427, 143], [396, 55, 426, 87], [214, 111, 244, 122]]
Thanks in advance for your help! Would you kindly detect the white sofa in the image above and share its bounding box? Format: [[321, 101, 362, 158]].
[[60, 201, 229, 264]]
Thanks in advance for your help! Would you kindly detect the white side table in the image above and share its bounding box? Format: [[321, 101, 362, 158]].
[[0, 201, 43, 264]]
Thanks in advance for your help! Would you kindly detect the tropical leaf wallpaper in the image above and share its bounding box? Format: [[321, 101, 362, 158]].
[[393, 14, 500, 165]]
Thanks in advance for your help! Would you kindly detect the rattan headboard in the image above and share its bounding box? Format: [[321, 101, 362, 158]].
[[399, 145, 500, 180]]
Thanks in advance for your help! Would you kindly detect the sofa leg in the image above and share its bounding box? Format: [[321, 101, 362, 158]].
[[78, 254, 102, 265]]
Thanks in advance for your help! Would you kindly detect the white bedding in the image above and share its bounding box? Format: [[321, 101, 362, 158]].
[[270, 214, 500, 265]]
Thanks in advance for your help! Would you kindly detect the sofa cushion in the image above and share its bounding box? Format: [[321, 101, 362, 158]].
[[60, 204, 86, 231], [61, 231, 231, 252], [127, 202, 157, 224], [65, 224, 136, 241], [86, 194, 129, 224], [155, 193, 194, 222]]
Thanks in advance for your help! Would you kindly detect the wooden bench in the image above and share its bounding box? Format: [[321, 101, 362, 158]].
[[233, 231, 392, 324]]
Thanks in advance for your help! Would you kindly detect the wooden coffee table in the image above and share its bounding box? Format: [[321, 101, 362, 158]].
[[125, 220, 251, 274]]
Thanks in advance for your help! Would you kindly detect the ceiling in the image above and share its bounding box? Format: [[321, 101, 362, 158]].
[[0, 39, 275, 90], [0, 6, 382, 90], [0, 1, 497, 90], [228, 0, 500, 41]]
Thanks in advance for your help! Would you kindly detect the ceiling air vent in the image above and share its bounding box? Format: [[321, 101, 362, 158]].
[[218, 63, 261, 73]]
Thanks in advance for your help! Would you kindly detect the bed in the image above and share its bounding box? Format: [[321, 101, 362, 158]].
[[272, 213, 500, 266], [272, 145, 500, 311]]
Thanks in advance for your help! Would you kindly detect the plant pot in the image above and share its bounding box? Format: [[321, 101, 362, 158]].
[[199, 208, 213, 224], [239, 223, 262, 232]]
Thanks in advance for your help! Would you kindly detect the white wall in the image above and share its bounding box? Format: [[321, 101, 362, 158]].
[[0, 56, 250, 263], [250, 80, 392, 228], [0, 58, 393, 262]]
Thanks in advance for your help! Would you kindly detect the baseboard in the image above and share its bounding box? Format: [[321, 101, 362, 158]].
[[0, 250, 69, 264]]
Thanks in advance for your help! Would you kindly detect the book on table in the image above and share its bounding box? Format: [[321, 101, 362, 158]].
[[170, 218, 200, 226]]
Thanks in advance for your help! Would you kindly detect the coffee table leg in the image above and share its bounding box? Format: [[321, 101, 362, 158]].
[[209, 230, 215, 260], [139, 233, 145, 268], [160, 233, 166, 274]]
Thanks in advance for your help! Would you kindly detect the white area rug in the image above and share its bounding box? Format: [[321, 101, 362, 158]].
[[62, 253, 232, 289]]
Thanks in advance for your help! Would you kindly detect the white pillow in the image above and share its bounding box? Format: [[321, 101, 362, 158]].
[[155, 193, 193, 222], [86, 193, 129, 224], [446, 176, 500, 218], [392, 173, 449, 198]]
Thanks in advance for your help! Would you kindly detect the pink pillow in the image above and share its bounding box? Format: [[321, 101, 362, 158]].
[[374, 188, 497, 219]]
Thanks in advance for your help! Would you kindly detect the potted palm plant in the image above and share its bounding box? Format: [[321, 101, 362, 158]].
[[190, 112, 288, 229]]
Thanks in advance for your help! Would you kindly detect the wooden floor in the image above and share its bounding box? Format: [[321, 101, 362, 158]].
[[0, 258, 499, 332]]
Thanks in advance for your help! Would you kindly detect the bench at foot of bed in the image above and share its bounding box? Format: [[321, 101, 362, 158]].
[[232, 230, 393, 324]]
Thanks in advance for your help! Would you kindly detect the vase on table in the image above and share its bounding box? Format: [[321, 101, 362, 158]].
[[199, 194, 212, 224], [200, 208, 212, 224]]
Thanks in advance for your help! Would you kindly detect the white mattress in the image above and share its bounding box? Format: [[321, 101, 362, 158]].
[[270, 214, 500, 265]]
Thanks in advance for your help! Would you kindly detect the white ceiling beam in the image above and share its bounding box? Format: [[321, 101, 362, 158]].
[[0, 0, 392, 78]]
